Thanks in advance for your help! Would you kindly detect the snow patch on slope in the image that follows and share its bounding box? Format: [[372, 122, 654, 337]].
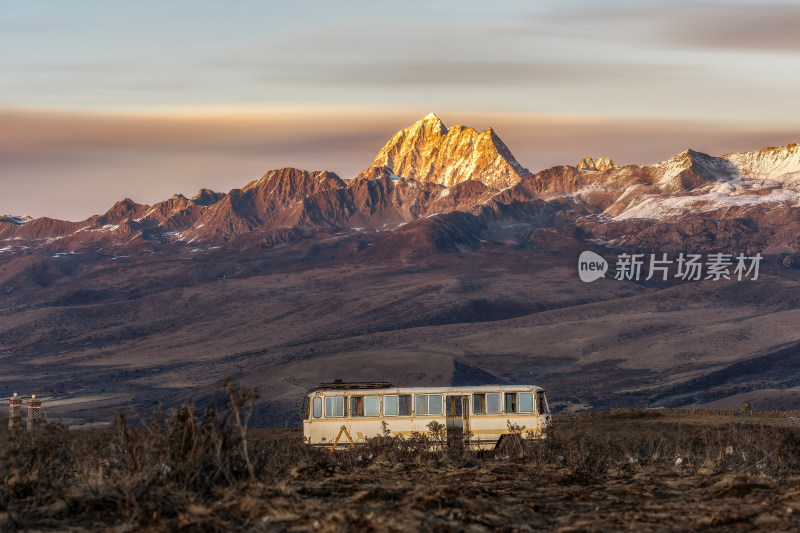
[[724, 143, 800, 180], [615, 189, 800, 220]]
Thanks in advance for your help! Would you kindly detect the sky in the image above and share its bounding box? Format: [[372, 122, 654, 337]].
[[2, 0, 799, 220]]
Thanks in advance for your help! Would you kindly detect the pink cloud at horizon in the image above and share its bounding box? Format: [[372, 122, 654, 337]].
[[2, 107, 797, 221]]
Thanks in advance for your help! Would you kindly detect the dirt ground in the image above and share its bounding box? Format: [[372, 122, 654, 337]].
[[261, 462, 800, 532], [253, 411, 800, 532]]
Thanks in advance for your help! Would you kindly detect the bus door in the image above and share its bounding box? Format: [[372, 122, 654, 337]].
[[445, 394, 470, 442], [445, 395, 463, 429], [461, 395, 470, 437]]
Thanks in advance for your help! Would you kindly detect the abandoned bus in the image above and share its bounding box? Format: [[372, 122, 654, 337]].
[[302, 382, 551, 449]]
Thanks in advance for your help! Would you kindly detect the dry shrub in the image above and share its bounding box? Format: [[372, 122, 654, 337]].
[[533, 410, 800, 482], [1, 379, 261, 530], [317, 421, 483, 473], [5, 401, 800, 530]]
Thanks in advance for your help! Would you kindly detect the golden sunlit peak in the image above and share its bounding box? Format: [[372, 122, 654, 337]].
[[422, 112, 441, 121]]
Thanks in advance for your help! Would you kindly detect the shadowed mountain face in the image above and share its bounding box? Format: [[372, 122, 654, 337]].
[[2, 115, 800, 426]]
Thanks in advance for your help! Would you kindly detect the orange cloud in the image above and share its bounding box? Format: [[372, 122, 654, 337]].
[[1, 107, 797, 221]]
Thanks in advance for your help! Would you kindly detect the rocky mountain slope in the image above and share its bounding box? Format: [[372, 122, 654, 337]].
[[3, 115, 799, 260]]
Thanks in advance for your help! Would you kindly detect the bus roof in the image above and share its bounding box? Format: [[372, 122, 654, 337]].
[[307, 385, 545, 396]]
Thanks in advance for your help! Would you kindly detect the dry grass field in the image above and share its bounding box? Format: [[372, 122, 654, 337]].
[[5, 386, 800, 532]]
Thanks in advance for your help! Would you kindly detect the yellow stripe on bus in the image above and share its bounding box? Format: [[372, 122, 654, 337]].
[[310, 414, 543, 423], [389, 428, 542, 436]]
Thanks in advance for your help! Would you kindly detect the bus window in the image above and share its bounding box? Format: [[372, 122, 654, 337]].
[[324, 396, 345, 418], [312, 397, 322, 418], [398, 395, 412, 416], [350, 395, 380, 417], [537, 391, 546, 415], [505, 393, 517, 413], [446, 395, 463, 416], [517, 393, 533, 413], [350, 396, 363, 417], [486, 393, 502, 414], [473, 393, 501, 414], [415, 394, 443, 415], [473, 394, 485, 414], [384, 395, 411, 416], [303, 397, 310, 420], [384, 395, 399, 416], [364, 396, 380, 416]]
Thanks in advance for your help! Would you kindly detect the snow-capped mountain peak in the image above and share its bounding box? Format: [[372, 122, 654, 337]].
[[369, 113, 529, 189], [577, 157, 620, 171]]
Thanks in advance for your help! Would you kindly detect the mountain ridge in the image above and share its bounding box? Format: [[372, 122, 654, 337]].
[[2, 114, 800, 258]]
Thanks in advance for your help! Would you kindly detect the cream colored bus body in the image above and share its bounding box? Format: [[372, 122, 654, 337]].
[[302, 385, 551, 450]]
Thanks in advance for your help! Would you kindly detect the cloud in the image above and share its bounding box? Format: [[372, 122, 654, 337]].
[[540, 1, 800, 53], [664, 4, 800, 52], [259, 58, 698, 88], [0, 108, 420, 220], [1, 107, 797, 221], [1, 1, 796, 125]]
